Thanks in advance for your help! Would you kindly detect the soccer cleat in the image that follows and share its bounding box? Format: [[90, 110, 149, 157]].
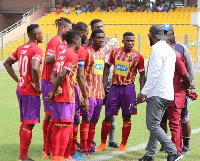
[[77, 142, 82, 153], [157, 146, 166, 153], [65, 156, 75, 161], [138, 155, 154, 161], [89, 146, 96, 155], [18, 157, 34, 161], [42, 153, 51, 159], [108, 142, 119, 148], [117, 144, 126, 153], [167, 151, 183, 161], [182, 146, 191, 154], [95, 143, 106, 151], [71, 152, 86, 160], [92, 140, 97, 149], [81, 151, 90, 157]]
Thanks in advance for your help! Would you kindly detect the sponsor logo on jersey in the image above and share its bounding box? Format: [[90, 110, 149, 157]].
[[115, 64, 128, 71], [58, 56, 65, 60], [23, 45, 30, 48], [94, 64, 103, 70]]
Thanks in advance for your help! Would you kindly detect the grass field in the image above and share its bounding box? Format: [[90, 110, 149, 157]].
[[0, 71, 200, 161]]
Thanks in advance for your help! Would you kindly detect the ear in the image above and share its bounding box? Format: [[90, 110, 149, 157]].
[[122, 39, 124, 43], [80, 31, 83, 37], [35, 33, 39, 39]]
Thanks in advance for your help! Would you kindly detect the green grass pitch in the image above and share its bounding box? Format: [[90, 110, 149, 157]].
[[0, 71, 200, 161]]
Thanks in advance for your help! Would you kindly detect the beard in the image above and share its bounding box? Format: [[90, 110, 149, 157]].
[[149, 37, 154, 46]]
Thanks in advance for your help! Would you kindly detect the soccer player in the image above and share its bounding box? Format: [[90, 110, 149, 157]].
[[3, 24, 43, 161], [41, 17, 72, 158], [80, 28, 105, 157], [164, 33, 191, 155], [96, 32, 145, 153], [90, 19, 119, 149], [45, 30, 81, 161], [159, 24, 196, 154], [64, 22, 90, 160]]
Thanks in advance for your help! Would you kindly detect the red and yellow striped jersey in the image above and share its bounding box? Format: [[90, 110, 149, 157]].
[[108, 47, 145, 85], [84, 46, 105, 99]]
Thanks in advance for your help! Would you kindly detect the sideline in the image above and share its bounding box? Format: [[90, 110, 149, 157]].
[[89, 128, 200, 161]]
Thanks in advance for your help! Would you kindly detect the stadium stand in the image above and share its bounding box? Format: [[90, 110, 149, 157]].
[[1, 6, 198, 62]]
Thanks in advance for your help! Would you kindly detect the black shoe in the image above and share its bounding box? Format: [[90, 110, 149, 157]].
[[182, 145, 190, 154], [18, 157, 34, 161], [167, 151, 183, 161], [108, 142, 119, 148], [157, 146, 166, 153], [138, 155, 154, 161], [77, 142, 82, 153], [92, 140, 97, 149]]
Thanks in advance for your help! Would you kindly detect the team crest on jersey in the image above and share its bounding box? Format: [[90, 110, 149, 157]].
[[23, 45, 30, 48], [21, 50, 27, 55], [61, 49, 66, 54], [58, 56, 65, 60]]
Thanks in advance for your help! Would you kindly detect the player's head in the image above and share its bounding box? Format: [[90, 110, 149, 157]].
[[55, 17, 72, 37], [90, 19, 104, 31], [73, 22, 89, 45], [163, 24, 174, 35], [165, 33, 175, 50], [122, 32, 135, 52], [27, 24, 43, 43], [148, 25, 165, 46], [64, 30, 81, 50], [91, 28, 105, 49]]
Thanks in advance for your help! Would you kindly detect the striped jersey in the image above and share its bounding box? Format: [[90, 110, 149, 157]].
[[108, 47, 145, 85], [84, 46, 105, 99], [53, 42, 78, 103]]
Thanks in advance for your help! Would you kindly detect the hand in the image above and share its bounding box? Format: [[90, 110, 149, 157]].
[[56, 86, 62, 96], [102, 89, 105, 99], [191, 89, 196, 94], [45, 92, 55, 101], [103, 81, 107, 90], [186, 89, 191, 96], [30, 82, 41, 95], [137, 93, 146, 104], [83, 98, 90, 114]]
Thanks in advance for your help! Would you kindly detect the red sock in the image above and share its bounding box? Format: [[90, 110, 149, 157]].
[[101, 120, 111, 144], [20, 124, 33, 159], [70, 124, 78, 155], [64, 123, 73, 158], [87, 122, 96, 151], [19, 123, 23, 151], [57, 123, 71, 157], [80, 120, 89, 152], [45, 121, 53, 154], [121, 120, 131, 146], [51, 122, 61, 156], [43, 119, 50, 151]]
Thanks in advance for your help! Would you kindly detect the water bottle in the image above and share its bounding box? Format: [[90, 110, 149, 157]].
[[187, 96, 193, 105]]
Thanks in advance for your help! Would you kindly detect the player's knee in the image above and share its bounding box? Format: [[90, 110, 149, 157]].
[[74, 119, 80, 125], [105, 115, 113, 122], [122, 115, 131, 121], [181, 115, 189, 124], [91, 117, 99, 124]]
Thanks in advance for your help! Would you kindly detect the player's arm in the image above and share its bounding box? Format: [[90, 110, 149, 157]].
[[103, 63, 111, 89], [51, 70, 57, 85], [46, 68, 69, 101], [3, 57, 19, 82], [45, 55, 56, 64], [31, 57, 41, 94], [139, 71, 145, 92]]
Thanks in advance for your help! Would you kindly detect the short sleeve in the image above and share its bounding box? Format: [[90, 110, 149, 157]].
[[46, 40, 60, 56], [10, 49, 18, 62], [32, 47, 43, 64], [76, 47, 86, 67], [107, 49, 115, 65], [63, 53, 78, 72], [137, 53, 145, 72]]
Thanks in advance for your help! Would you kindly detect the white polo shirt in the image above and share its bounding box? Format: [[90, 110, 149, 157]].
[[141, 40, 176, 100]]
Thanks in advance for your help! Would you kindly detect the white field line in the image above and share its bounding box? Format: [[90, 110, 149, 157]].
[[89, 128, 200, 161]]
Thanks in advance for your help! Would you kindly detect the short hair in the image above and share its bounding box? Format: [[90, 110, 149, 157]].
[[73, 22, 88, 32], [90, 19, 102, 27], [91, 28, 104, 38], [123, 32, 134, 38], [55, 17, 71, 28], [165, 33, 175, 44], [64, 30, 80, 44], [27, 24, 39, 36]]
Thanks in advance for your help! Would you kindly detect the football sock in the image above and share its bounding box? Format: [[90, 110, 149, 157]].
[[45, 121, 53, 155], [43, 119, 50, 151], [121, 120, 131, 146], [64, 123, 73, 159], [80, 120, 89, 152], [70, 124, 78, 155], [87, 122, 96, 151], [101, 120, 111, 144], [51, 122, 61, 156]]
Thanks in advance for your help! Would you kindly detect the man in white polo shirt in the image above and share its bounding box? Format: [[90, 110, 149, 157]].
[[137, 25, 182, 161]]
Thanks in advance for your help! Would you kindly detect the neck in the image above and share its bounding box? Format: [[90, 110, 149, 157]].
[[57, 31, 62, 41], [92, 44, 100, 51], [124, 47, 132, 53], [28, 39, 37, 45], [67, 44, 76, 51]]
